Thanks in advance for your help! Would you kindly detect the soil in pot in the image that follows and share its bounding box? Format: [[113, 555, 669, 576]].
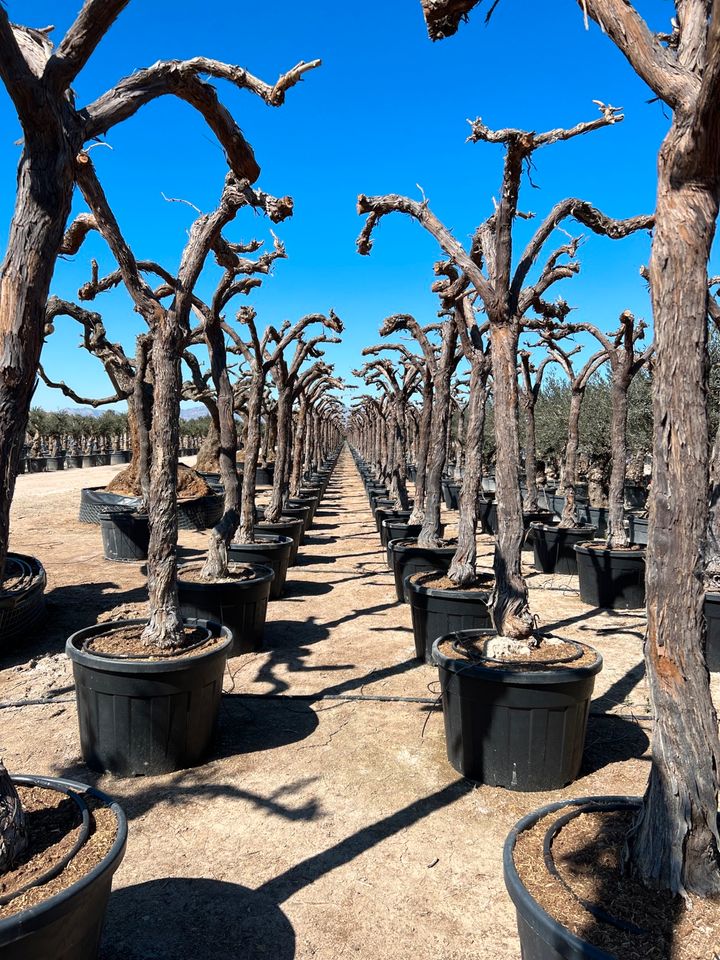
[[574, 542, 646, 610], [407, 570, 493, 664], [67, 618, 232, 776], [531, 522, 597, 576], [0, 775, 126, 960], [433, 629, 602, 790], [387, 537, 454, 602], [178, 562, 274, 653], [508, 797, 720, 960]]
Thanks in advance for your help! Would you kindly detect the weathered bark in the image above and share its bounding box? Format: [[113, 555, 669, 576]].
[[264, 386, 292, 522], [448, 363, 487, 585], [0, 762, 26, 873], [559, 390, 583, 528], [141, 317, 185, 650], [606, 380, 630, 547], [629, 147, 720, 895], [418, 322, 458, 547], [195, 417, 222, 473], [200, 314, 240, 579], [489, 321, 533, 639], [587, 454, 609, 508]]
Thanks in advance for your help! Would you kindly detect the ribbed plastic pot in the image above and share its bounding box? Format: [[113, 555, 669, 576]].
[[705, 591, 720, 672], [504, 796, 638, 960], [433, 629, 602, 790], [99, 510, 150, 562], [0, 553, 47, 648], [441, 478, 456, 509], [288, 495, 319, 526], [228, 535, 292, 600], [28, 458, 46, 473], [626, 514, 648, 545], [531, 523, 597, 576], [66, 618, 232, 776], [377, 509, 412, 545], [81, 454, 97, 469], [178, 563, 274, 653], [258, 503, 311, 539], [254, 516, 303, 565], [109, 451, 129, 466], [477, 499, 494, 535], [407, 575, 492, 663], [255, 465, 274, 486], [388, 538, 453, 603], [382, 519, 422, 550], [44, 456, 64, 472], [65, 454, 82, 470], [0, 775, 127, 960], [575, 543, 646, 610]]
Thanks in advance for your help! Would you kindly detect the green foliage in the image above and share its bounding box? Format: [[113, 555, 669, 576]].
[[26, 408, 128, 437]]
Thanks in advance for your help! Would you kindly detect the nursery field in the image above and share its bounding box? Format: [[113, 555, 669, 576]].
[[0, 447, 688, 960]]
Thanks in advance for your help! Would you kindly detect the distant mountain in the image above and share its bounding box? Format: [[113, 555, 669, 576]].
[[180, 406, 210, 420]]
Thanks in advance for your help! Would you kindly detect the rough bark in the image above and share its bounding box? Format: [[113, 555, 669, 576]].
[[408, 374, 433, 525], [607, 380, 630, 547], [629, 138, 720, 896], [418, 322, 458, 547]]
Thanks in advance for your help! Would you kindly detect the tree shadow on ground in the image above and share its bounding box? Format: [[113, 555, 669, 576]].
[[580, 713, 650, 777], [101, 879, 296, 959], [281, 579, 333, 598], [592, 661, 646, 713]]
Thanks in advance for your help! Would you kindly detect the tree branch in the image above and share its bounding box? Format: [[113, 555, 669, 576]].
[[45, 0, 130, 89]]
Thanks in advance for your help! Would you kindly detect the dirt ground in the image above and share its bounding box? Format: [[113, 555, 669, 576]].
[[3, 447, 712, 959]]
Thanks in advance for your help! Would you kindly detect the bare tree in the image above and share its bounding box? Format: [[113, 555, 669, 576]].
[[357, 108, 651, 640], [418, 0, 720, 901], [566, 312, 654, 547], [518, 348, 558, 512]]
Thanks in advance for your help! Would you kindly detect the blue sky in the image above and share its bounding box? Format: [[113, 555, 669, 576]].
[[0, 1, 677, 411]]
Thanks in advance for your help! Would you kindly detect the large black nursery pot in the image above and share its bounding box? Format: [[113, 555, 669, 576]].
[[441, 478, 461, 510], [574, 542, 646, 610], [177, 562, 274, 653], [504, 796, 640, 960], [99, 508, 150, 562], [44, 455, 64, 472], [704, 591, 720, 672], [377, 509, 412, 545], [0, 552, 47, 648], [382, 518, 424, 552], [0, 774, 127, 960], [387, 537, 453, 603], [228, 534, 292, 600], [433, 629, 602, 790], [407, 572, 493, 663], [65, 453, 83, 469], [255, 464, 274, 486], [288, 494, 319, 526], [531, 522, 597, 576], [66, 618, 232, 777], [477, 498, 494, 535], [625, 513, 648, 545], [254, 515, 304, 565]]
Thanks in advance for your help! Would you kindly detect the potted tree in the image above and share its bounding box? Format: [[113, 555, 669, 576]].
[[421, 0, 720, 949], [358, 102, 651, 789]]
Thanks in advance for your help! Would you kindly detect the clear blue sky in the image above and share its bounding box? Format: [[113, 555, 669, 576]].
[[0, 1, 683, 411]]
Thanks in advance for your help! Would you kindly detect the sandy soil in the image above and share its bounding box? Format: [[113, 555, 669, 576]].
[[2, 447, 710, 959]]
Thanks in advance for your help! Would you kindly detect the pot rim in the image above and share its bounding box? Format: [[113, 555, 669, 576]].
[[0, 774, 127, 941], [66, 617, 232, 674], [388, 537, 455, 554], [574, 542, 647, 558], [503, 795, 642, 960], [405, 571, 494, 601], [177, 561, 275, 586], [529, 522, 597, 534], [229, 534, 293, 548], [432, 628, 603, 683]]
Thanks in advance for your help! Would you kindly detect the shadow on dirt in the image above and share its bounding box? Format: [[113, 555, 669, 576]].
[[101, 878, 296, 959]]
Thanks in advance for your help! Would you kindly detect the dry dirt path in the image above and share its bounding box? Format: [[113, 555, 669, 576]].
[[0, 446, 674, 958]]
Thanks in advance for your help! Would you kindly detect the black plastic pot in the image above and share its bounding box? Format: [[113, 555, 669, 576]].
[[100, 509, 150, 562], [575, 543, 646, 610], [704, 591, 720, 672], [255, 465, 274, 486], [228, 535, 292, 600], [288, 495, 319, 526], [254, 516, 304, 565], [504, 796, 638, 960], [28, 457, 46, 473], [65, 454, 83, 470], [79, 486, 141, 524], [0, 774, 127, 960], [382, 519, 422, 548], [626, 513, 648, 545], [388, 538, 454, 603], [531, 523, 597, 576], [81, 454, 97, 469], [79, 485, 222, 531], [66, 618, 232, 776], [407, 574, 492, 663], [178, 563, 274, 653], [44, 456, 64, 472], [110, 451, 129, 466], [587, 505, 609, 539], [477, 499, 494, 535], [433, 629, 602, 790], [0, 553, 47, 648], [441, 478, 460, 510], [377, 509, 412, 545], [624, 483, 647, 510]]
